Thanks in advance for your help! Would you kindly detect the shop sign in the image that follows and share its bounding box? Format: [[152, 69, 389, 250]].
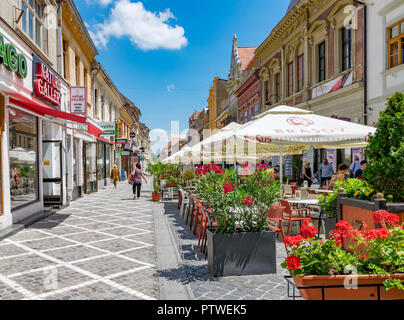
[[130, 132, 136, 138], [70, 123, 88, 131], [115, 138, 128, 144], [124, 141, 132, 150], [133, 156, 139, 163], [115, 119, 120, 138], [70, 86, 87, 114], [120, 150, 130, 156], [138, 156, 144, 162], [99, 122, 115, 136], [34, 58, 61, 106], [0, 33, 28, 78]]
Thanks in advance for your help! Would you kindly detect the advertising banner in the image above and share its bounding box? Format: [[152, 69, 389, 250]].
[[70, 86, 87, 114], [326, 149, 337, 173]]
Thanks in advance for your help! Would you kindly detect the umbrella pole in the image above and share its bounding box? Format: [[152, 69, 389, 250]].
[[279, 145, 283, 198]]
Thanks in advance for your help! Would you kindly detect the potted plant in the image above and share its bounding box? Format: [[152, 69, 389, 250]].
[[180, 170, 195, 190], [282, 211, 404, 300], [148, 162, 165, 202], [195, 163, 280, 276]]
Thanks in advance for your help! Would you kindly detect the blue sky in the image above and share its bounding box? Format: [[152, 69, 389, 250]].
[[76, 0, 290, 151]]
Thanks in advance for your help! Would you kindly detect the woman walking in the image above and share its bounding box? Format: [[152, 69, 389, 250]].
[[129, 163, 147, 200], [110, 164, 121, 189]]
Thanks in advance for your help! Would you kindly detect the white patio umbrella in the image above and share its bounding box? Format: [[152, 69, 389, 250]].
[[209, 105, 376, 195], [9, 147, 36, 164]]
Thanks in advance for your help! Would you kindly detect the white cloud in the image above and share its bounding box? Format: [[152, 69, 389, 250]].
[[85, 0, 114, 6], [89, 0, 188, 51], [166, 84, 175, 93]]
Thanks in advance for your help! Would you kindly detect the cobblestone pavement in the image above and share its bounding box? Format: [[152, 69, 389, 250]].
[[0, 182, 160, 300], [163, 201, 303, 300]]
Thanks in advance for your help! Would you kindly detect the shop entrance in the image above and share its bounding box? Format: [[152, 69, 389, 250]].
[[42, 140, 63, 207], [84, 142, 97, 194]]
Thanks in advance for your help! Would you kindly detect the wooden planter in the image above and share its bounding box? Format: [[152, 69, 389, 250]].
[[165, 183, 178, 188], [152, 192, 161, 202], [337, 194, 404, 230], [293, 274, 404, 300]]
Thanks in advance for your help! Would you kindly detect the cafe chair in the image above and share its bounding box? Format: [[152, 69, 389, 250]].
[[283, 185, 293, 198], [279, 199, 311, 237], [267, 205, 286, 240]]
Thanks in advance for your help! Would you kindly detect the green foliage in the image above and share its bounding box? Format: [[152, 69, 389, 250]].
[[148, 162, 180, 192], [318, 178, 375, 218], [195, 167, 280, 234], [364, 92, 404, 202]]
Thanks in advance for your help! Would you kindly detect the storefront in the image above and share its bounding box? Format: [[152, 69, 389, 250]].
[[0, 22, 88, 228]]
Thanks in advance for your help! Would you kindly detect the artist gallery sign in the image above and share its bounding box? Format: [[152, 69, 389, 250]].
[[34, 57, 62, 106]]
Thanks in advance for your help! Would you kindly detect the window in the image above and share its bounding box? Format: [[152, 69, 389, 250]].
[[101, 96, 104, 120], [264, 80, 269, 102], [240, 112, 243, 123], [318, 42, 326, 82], [250, 106, 253, 118], [275, 73, 280, 103], [388, 19, 404, 69], [63, 39, 68, 80], [244, 111, 248, 123], [20, 0, 45, 50], [341, 28, 352, 71], [287, 62, 293, 96], [75, 55, 80, 86], [94, 89, 98, 117], [254, 104, 259, 115], [297, 54, 304, 92], [9, 109, 38, 210]]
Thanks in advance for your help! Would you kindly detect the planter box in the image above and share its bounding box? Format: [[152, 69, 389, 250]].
[[337, 197, 404, 229], [324, 217, 337, 239], [152, 193, 161, 202], [207, 229, 276, 277], [293, 274, 404, 300], [165, 183, 178, 188]]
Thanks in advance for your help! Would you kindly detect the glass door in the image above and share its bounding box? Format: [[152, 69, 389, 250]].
[[84, 142, 97, 193], [42, 140, 62, 206]]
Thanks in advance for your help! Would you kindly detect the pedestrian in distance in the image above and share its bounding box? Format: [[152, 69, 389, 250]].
[[110, 164, 121, 189], [302, 161, 313, 187], [316, 159, 334, 186], [349, 156, 361, 178], [354, 160, 367, 179], [129, 163, 147, 200]]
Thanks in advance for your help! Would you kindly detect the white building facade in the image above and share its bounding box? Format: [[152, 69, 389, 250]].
[[367, 0, 404, 125]]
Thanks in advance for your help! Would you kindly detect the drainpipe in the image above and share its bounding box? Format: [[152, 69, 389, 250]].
[[353, 0, 368, 125], [56, 0, 65, 75]]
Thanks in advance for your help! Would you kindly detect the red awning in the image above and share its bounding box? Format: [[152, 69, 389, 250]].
[[97, 136, 115, 144], [6, 91, 87, 124], [87, 122, 103, 137]]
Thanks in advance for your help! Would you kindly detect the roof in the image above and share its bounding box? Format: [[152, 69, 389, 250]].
[[286, 0, 299, 13], [238, 47, 257, 70], [189, 111, 201, 121]]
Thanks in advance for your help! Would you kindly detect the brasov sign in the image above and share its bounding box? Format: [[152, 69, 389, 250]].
[[34, 61, 61, 106], [70, 86, 87, 114], [0, 33, 28, 78]]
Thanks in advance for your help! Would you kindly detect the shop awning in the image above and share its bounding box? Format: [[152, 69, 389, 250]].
[[97, 136, 115, 144], [6, 91, 86, 124]]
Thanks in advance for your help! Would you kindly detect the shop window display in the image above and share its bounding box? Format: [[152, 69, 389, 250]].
[[9, 109, 38, 209]]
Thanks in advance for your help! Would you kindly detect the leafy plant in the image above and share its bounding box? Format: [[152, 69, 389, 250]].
[[282, 211, 404, 291], [195, 163, 280, 234], [364, 92, 404, 202]]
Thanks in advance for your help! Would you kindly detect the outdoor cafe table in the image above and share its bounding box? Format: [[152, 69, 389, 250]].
[[286, 198, 323, 238]]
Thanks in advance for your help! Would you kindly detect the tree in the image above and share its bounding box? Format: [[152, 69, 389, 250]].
[[364, 92, 404, 202]]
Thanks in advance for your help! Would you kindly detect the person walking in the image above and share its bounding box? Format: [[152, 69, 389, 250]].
[[316, 159, 334, 186], [129, 163, 147, 200], [349, 156, 361, 178], [110, 164, 121, 189], [302, 161, 313, 187]]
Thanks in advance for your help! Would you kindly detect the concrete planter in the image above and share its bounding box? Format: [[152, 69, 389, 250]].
[[207, 229, 276, 277]]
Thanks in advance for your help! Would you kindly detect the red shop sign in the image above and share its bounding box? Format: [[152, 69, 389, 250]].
[[34, 62, 61, 106]]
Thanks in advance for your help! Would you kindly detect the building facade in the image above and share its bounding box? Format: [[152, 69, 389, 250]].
[[367, 0, 404, 125], [207, 77, 229, 132], [255, 0, 366, 171]]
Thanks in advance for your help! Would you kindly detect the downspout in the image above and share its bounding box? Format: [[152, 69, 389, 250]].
[[353, 0, 368, 125], [56, 0, 65, 75]]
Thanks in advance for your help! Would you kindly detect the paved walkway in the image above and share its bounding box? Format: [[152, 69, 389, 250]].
[[163, 201, 301, 300], [0, 182, 160, 300]]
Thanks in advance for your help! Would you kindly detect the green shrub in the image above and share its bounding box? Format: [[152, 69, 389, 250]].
[[364, 92, 404, 202]]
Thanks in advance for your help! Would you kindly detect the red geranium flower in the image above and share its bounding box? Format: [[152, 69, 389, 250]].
[[285, 256, 301, 270], [283, 235, 305, 247]]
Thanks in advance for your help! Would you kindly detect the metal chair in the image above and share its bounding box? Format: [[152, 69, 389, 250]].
[[279, 199, 311, 237]]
